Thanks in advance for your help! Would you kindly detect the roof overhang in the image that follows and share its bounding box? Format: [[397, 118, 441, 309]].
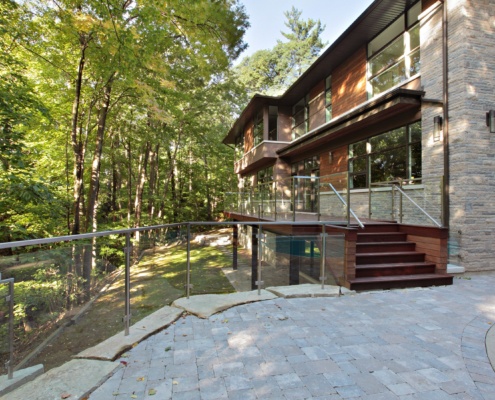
[[277, 88, 424, 159], [222, 0, 420, 146], [223, 95, 281, 145]]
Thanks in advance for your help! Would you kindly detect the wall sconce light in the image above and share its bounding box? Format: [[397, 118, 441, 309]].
[[433, 115, 443, 141], [486, 110, 495, 133], [328, 151, 333, 164]]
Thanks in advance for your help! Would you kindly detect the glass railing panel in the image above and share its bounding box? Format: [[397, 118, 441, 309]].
[[292, 176, 319, 221], [260, 234, 321, 287], [319, 172, 349, 222], [275, 176, 294, 221], [369, 177, 443, 226], [0, 237, 126, 374], [396, 177, 443, 226], [369, 183, 395, 221], [322, 232, 346, 287]]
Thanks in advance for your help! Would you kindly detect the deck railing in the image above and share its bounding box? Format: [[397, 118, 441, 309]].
[[0, 221, 346, 380], [225, 174, 444, 228]]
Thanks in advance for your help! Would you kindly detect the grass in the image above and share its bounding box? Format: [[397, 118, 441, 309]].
[[11, 240, 236, 372]]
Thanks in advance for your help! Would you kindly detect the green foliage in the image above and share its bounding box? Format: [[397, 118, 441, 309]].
[[235, 7, 327, 97]]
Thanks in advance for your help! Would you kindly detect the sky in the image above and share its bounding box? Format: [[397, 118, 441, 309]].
[[238, 0, 375, 59]]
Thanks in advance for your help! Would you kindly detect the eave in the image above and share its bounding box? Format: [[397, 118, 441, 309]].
[[277, 88, 425, 159]]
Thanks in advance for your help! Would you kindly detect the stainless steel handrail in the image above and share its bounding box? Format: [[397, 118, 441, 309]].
[[393, 184, 442, 227], [327, 183, 365, 229]]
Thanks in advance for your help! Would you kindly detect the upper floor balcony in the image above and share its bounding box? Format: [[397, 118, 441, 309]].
[[234, 140, 290, 175]]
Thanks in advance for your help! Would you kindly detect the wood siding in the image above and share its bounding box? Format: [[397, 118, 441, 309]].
[[332, 47, 368, 117]]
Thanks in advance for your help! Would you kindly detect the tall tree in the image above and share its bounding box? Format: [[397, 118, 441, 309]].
[[235, 7, 326, 96]]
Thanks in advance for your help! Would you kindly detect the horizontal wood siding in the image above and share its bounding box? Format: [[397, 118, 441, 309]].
[[332, 47, 368, 117], [407, 234, 448, 273], [309, 80, 326, 131], [244, 121, 254, 153], [320, 145, 348, 177]]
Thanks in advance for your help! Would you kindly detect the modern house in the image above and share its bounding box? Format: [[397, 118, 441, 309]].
[[223, 0, 495, 290]]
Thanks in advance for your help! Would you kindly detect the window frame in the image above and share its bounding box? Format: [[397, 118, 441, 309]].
[[367, 1, 421, 98], [348, 121, 422, 189], [253, 110, 263, 147], [292, 95, 309, 140]]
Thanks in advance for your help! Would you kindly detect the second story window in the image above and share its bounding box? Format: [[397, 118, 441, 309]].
[[235, 133, 244, 160], [325, 76, 332, 122], [292, 95, 309, 140], [268, 106, 278, 141], [253, 110, 263, 147], [367, 1, 421, 98]]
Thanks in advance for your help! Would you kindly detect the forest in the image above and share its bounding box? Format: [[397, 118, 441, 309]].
[[0, 0, 326, 243], [0, 1, 327, 370]]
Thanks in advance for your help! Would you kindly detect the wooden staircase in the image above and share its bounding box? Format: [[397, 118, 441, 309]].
[[348, 223, 453, 291]]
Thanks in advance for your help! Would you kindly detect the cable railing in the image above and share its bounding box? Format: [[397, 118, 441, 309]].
[[0, 220, 348, 381]]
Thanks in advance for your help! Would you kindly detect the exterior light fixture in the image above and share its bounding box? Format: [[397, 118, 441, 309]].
[[328, 151, 333, 164], [433, 116, 443, 141], [486, 110, 495, 133]]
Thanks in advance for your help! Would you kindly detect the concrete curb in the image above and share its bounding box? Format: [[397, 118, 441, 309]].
[[266, 283, 355, 298], [172, 290, 278, 318], [75, 306, 183, 361], [3, 359, 119, 400], [0, 364, 44, 398]]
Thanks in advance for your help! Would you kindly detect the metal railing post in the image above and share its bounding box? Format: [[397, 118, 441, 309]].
[[257, 224, 263, 295], [274, 184, 278, 221], [187, 223, 191, 299], [368, 186, 372, 219], [320, 226, 326, 290], [317, 178, 321, 221], [124, 233, 131, 336], [346, 176, 351, 227], [391, 184, 395, 220], [292, 177, 296, 222], [440, 175, 445, 227], [399, 179, 403, 223], [1, 274, 15, 379]]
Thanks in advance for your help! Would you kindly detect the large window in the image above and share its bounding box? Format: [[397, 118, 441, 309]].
[[234, 133, 244, 160], [349, 121, 422, 189], [253, 110, 263, 147], [367, 2, 421, 97], [325, 75, 332, 122], [268, 106, 278, 141], [292, 95, 309, 140], [257, 166, 273, 186]]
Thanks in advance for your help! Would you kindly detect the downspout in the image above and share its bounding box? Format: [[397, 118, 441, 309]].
[[442, 0, 449, 228]]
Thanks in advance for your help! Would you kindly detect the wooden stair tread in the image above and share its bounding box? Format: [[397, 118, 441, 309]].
[[356, 262, 436, 269], [357, 251, 421, 257], [349, 273, 453, 283], [357, 241, 411, 246]]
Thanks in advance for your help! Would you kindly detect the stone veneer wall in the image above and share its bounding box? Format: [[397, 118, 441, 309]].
[[445, 0, 495, 271], [419, 0, 495, 270]]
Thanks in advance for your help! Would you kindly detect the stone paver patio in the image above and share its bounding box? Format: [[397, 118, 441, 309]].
[[85, 273, 495, 400]]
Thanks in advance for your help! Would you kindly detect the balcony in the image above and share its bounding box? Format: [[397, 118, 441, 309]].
[[234, 141, 289, 175]]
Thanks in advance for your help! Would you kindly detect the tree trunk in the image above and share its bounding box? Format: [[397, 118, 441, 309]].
[[70, 33, 92, 235], [134, 141, 151, 228], [203, 154, 212, 221], [148, 143, 160, 222], [127, 139, 132, 225], [86, 79, 113, 232]]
